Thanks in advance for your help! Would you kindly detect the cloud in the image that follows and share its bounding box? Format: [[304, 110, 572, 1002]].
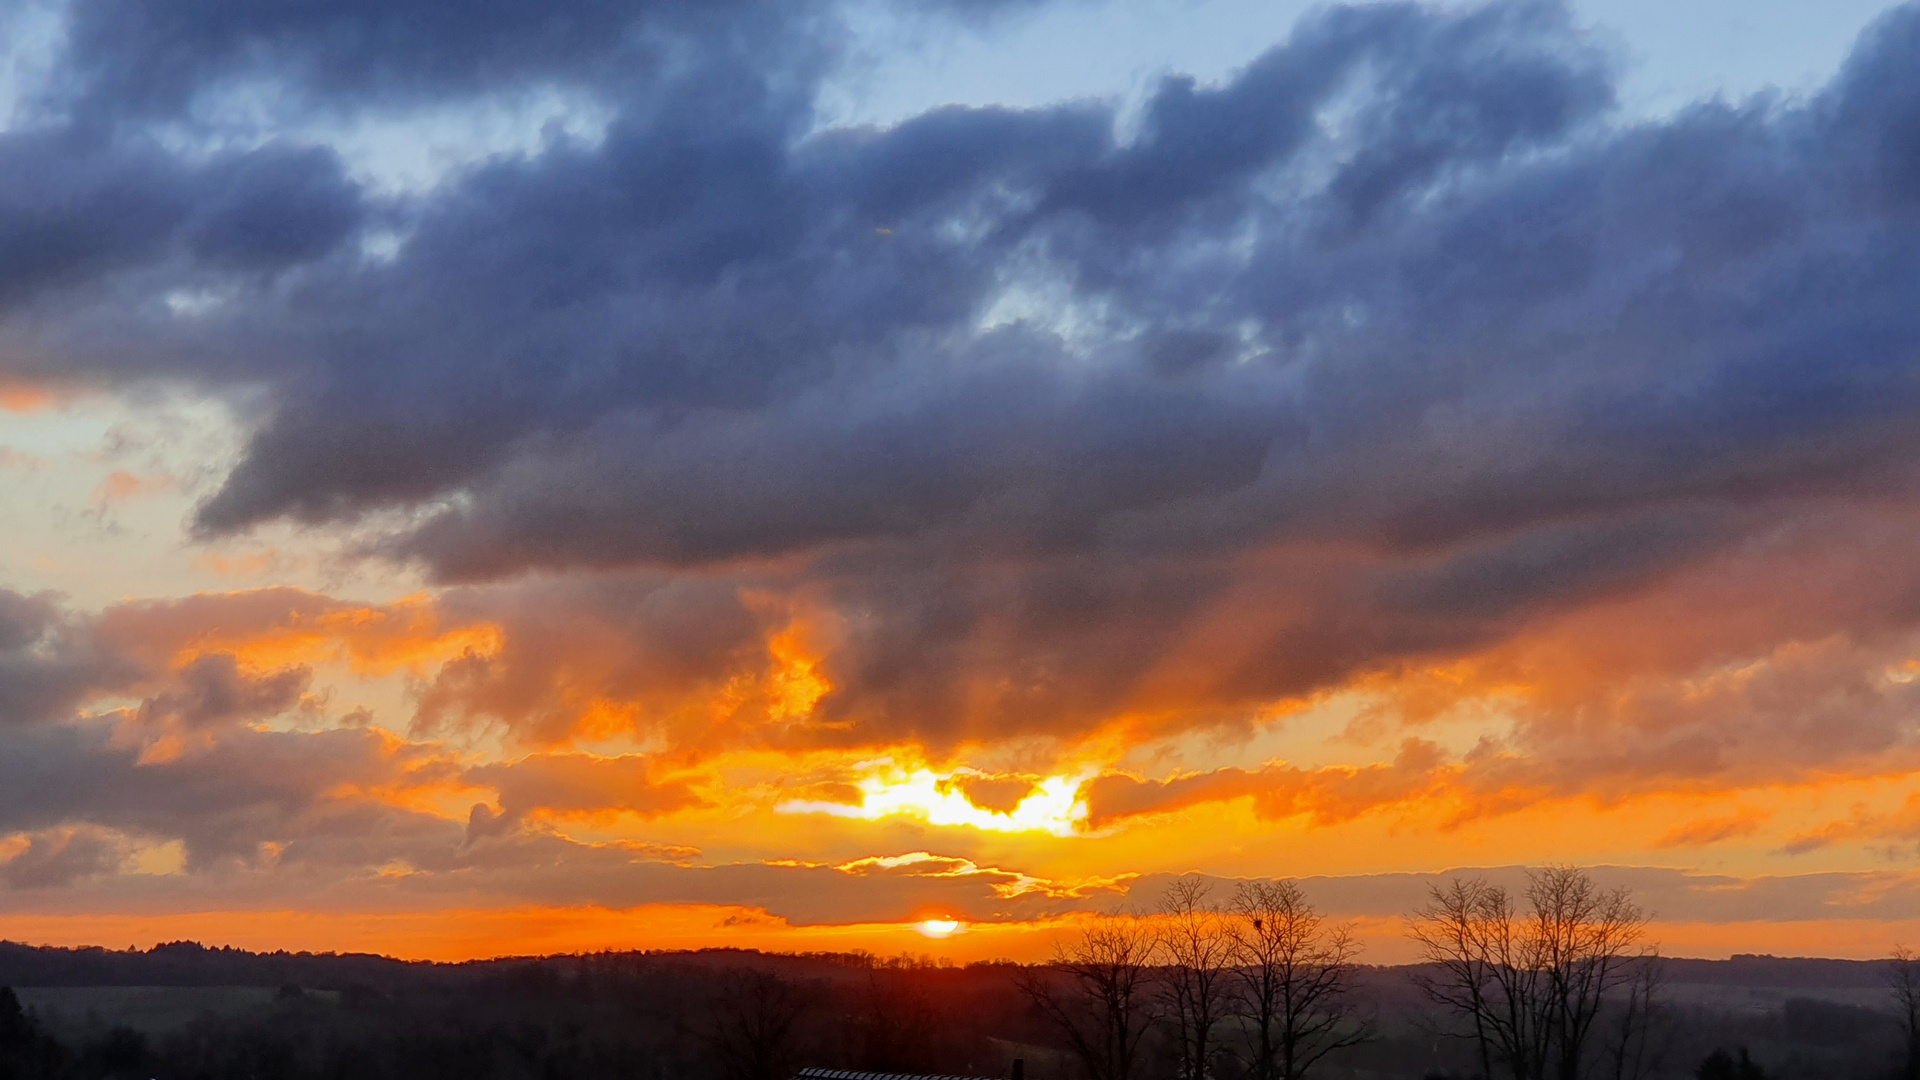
[[2, 0, 1918, 777], [0, 8, 1913, 602], [58, 0, 783, 116], [0, 383, 56, 412], [0, 712, 445, 871], [1654, 808, 1773, 849], [0, 826, 130, 889], [1781, 794, 1920, 855], [0, 589, 467, 873], [132, 653, 312, 731], [1126, 865, 1920, 925], [88, 468, 175, 508], [465, 752, 706, 825], [0, 589, 135, 727], [1081, 739, 1449, 830], [94, 587, 498, 678], [411, 573, 767, 747], [0, 0, 1709, 576], [154, 0, 1911, 593], [940, 774, 1042, 815], [0, 130, 365, 313], [9, 583, 1920, 932], [9, 0, 1920, 933]]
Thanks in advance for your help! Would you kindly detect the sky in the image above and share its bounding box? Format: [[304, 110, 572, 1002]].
[[4, 0, 1920, 964]]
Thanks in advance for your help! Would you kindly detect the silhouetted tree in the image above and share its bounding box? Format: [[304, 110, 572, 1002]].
[[0, 989, 28, 1055], [1891, 945, 1920, 1080], [1156, 879, 1236, 1080], [1018, 915, 1158, 1080], [714, 968, 813, 1080], [1408, 867, 1648, 1080], [850, 970, 939, 1071], [78, 1025, 149, 1079], [1227, 880, 1370, 1080], [0, 987, 63, 1080], [1694, 1047, 1765, 1080], [1597, 952, 1668, 1080]]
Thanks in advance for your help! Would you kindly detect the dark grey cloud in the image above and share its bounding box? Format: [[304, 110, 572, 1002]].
[[0, 0, 1628, 565], [1131, 866, 1920, 924], [0, 129, 364, 312], [5, 0, 1920, 770], [133, 653, 312, 731], [183, 144, 365, 271], [0, 718, 390, 868], [0, 826, 130, 890], [0, 129, 186, 309], [0, 589, 131, 726], [149, 0, 1920, 594], [57, 0, 755, 116], [0, 590, 52, 652]]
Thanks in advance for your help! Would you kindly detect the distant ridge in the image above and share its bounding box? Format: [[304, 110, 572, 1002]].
[[0, 940, 1895, 991]]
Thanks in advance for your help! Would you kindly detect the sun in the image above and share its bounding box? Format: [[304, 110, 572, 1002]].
[[917, 918, 962, 938]]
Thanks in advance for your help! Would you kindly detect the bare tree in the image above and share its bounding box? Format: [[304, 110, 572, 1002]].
[[1227, 880, 1371, 1080], [1019, 915, 1159, 1080], [1531, 867, 1647, 1080], [713, 968, 814, 1080], [1598, 951, 1668, 1080], [849, 969, 939, 1071], [1408, 867, 1648, 1080], [1410, 877, 1543, 1080], [1890, 945, 1920, 1080], [1155, 878, 1238, 1080]]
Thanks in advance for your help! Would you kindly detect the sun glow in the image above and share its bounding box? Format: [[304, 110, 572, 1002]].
[[777, 766, 1091, 836], [918, 918, 962, 938], [0, 382, 55, 412]]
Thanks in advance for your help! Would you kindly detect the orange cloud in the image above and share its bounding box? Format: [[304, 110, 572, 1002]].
[[781, 779, 864, 806], [0, 382, 56, 412], [1781, 793, 1920, 855], [353, 505, 1920, 806], [89, 469, 176, 508], [465, 752, 707, 827], [1654, 807, 1772, 849], [24, 514, 1920, 947], [1081, 738, 1451, 830], [764, 620, 832, 722], [97, 588, 503, 679]]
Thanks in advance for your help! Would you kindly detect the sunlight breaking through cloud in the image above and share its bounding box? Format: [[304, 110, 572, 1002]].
[[776, 767, 1092, 836]]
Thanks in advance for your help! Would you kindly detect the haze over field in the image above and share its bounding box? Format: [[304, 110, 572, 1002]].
[[8, 0, 1920, 962]]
